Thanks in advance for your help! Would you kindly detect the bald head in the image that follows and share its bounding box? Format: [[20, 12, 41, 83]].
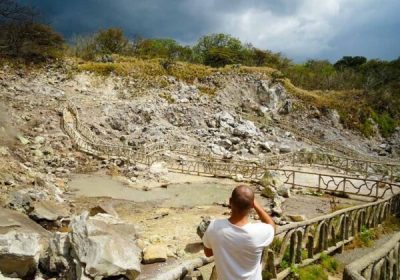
[[230, 185, 254, 214]]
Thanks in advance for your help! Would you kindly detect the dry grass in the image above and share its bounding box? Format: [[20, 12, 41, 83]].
[[74, 56, 278, 85], [107, 165, 120, 177]]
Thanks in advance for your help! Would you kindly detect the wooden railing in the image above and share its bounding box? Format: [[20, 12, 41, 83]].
[[343, 231, 400, 280], [266, 193, 400, 279], [60, 101, 400, 280]]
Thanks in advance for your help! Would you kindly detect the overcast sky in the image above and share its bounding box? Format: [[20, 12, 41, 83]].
[[23, 0, 400, 62]]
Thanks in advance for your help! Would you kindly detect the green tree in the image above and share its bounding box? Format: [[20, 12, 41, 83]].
[[134, 38, 192, 61], [204, 47, 239, 67], [193, 33, 244, 66], [334, 56, 367, 70], [94, 28, 129, 54]]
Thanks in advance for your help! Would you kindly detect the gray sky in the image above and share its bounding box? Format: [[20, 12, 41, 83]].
[[24, 0, 400, 62]]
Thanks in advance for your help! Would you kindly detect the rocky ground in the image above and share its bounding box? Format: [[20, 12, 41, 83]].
[[0, 61, 399, 279]]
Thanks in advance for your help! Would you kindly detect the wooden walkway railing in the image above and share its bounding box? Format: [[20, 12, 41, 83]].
[[343, 231, 400, 280]]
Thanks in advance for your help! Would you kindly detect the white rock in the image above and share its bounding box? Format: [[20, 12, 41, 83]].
[[149, 162, 168, 176], [0, 231, 41, 278], [69, 212, 141, 279], [277, 184, 291, 198], [34, 136, 46, 144], [210, 144, 228, 156], [233, 120, 259, 138]]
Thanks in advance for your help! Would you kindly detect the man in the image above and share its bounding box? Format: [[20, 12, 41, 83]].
[[202, 185, 276, 280]]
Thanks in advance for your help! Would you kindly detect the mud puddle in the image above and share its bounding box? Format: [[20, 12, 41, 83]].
[[68, 174, 235, 207]]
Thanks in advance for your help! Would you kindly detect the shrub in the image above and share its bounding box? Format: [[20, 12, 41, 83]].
[[204, 47, 239, 67], [0, 22, 64, 62], [94, 28, 129, 55], [320, 253, 339, 273], [297, 265, 328, 280], [354, 226, 376, 247], [371, 111, 397, 137]]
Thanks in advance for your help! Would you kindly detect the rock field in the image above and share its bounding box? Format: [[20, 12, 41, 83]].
[[0, 62, 399, 279]]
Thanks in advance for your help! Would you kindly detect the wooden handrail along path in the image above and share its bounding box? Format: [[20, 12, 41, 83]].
[[343, 232, 400, 280], [61, 101, 400, 280]]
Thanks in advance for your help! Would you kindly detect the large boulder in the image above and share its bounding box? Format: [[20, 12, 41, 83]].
[[233, 120, 258, 138], [0, 231, 41, 278], [29, 200, 69, 223], [69, 212, 141, 279], [259, 171, 284, 189], [40, 232, 70, 275], [0, 208, 50, 243], [215, 111, 235, 127], [261, 186, 277, 199], [0, 208, 50, 278], [257, 81, 288, 112]]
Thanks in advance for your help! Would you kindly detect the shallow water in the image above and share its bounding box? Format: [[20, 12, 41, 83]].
[[69, 174, 234, 207]]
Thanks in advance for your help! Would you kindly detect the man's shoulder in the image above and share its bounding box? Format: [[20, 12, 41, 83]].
[[209, 218, 228, 228], [246, 222, 274, 233]]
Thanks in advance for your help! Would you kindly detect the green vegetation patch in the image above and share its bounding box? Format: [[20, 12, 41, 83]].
[[297, 265, 328, 280]]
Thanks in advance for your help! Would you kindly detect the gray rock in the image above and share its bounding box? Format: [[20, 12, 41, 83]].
[[276, 184, 291, 198], [260, 141, 272, 152], [69, 212, 141, 279], [40, 232, 70, 274], [210, 144, 228, 156], [233, 120, 258, 138], [279, 145, 292, 154], [0, 231, 41, 278], [215, 111, 235, 127], [272, 206, 283, 217], [29, 200, 69, 222], [197, 216, 211, 238], [279, 99, 292, 115], [7, 191, 34, 212], [218, 139, 232, 149], [258, 81, 287, 112]]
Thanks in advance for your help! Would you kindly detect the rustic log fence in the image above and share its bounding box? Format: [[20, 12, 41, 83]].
[[61, 101, 400, 280], [343, 231, 400, 280]]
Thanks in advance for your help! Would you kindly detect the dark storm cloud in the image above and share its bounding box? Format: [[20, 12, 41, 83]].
[[21, 0, 400, 61]]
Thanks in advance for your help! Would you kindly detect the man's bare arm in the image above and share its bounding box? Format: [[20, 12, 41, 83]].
[[204, 246, 213, 257], [254, 199, 276, 232]]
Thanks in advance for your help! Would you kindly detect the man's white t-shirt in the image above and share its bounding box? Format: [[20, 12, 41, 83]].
[[202, 219, 274, 280]]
